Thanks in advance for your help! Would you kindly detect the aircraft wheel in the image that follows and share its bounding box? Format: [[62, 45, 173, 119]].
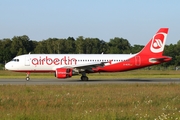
[[26, 77, 30, 81], [81, 76, 88, 81], [85, 76, 89, 81]]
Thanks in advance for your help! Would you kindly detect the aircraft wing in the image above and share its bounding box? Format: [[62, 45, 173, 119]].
[[68, 62, 106, 71], [52, 62, 106, 72]]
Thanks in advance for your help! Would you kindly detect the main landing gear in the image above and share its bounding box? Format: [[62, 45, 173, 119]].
[[26, 72, 30, 81], [80, 72, 89, 81]]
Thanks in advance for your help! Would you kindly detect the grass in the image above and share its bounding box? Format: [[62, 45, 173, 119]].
[[0, 84, 180, 120], [1, 70, 180, 119]]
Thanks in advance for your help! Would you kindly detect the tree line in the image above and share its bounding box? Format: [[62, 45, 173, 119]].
[[0, 35, 180, 68]]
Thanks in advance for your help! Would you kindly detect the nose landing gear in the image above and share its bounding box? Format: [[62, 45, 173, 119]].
[[26, 72, 30, 81]]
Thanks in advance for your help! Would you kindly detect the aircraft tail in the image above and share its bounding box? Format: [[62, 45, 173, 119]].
[[138, 28, 169, 56]]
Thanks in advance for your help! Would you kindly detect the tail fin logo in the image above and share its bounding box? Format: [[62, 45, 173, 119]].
[[150, 33, 167, 53], [153, 39, 163, 48]]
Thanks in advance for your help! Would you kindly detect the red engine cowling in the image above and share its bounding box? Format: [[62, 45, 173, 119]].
[[55, 68, 73, 79]]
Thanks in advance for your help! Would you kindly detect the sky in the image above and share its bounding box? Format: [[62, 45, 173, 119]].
[[0, 0, 180, 45]]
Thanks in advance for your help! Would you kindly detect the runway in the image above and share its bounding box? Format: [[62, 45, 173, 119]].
[[0, 78, 180, 85]]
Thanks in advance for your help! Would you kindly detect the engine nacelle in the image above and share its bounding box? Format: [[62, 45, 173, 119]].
[[55, 68, 73, 79]]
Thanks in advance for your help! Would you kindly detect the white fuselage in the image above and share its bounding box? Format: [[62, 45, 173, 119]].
[[5, 54, 136, 72]]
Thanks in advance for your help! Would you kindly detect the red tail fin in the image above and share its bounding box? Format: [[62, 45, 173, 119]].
[[138, 28, 169, 56]]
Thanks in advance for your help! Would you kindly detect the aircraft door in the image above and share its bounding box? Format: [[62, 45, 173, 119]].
[[25, 56, 30, 66], [135, 56, 141, 66]]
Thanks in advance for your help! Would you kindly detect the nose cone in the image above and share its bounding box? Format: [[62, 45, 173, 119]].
[[5, 62, 12, 70]]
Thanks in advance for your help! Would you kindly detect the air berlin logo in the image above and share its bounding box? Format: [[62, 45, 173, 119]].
[[153, 39, 163, 48], [150, 33, 167, 53]]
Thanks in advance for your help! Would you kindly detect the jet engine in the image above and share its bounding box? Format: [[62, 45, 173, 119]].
[[55, 68, 73, 78]]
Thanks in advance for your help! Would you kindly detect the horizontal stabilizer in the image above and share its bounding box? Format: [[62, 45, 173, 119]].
[[149, 56, 172, 63]]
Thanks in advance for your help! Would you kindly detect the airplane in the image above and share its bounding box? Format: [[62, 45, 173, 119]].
[[5, 28, 172, 81]]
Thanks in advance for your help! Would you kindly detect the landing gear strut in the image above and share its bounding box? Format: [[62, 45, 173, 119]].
[[80, 72, 88, 81], [26, 72, 30, 81]]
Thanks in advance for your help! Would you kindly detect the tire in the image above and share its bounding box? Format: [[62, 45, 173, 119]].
[[81, 76, 88, 81], [26, 77, 30, 81]]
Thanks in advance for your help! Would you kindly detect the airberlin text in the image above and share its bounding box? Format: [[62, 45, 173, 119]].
[[32, 56, 77, 65]]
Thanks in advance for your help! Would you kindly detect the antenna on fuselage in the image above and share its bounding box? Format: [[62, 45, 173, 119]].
[[29, 52, 31, 55]]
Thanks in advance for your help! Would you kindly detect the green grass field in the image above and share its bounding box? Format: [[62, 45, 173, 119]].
[[0, 84, 180, 120], [0, 70, 180, 119]]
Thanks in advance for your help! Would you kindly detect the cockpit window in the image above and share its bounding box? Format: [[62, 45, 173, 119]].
[[11, 59, 19, 62]]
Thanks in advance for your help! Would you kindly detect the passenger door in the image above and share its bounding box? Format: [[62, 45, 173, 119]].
[[135, 56, 141, 66], [25, 56, 30, 66]]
